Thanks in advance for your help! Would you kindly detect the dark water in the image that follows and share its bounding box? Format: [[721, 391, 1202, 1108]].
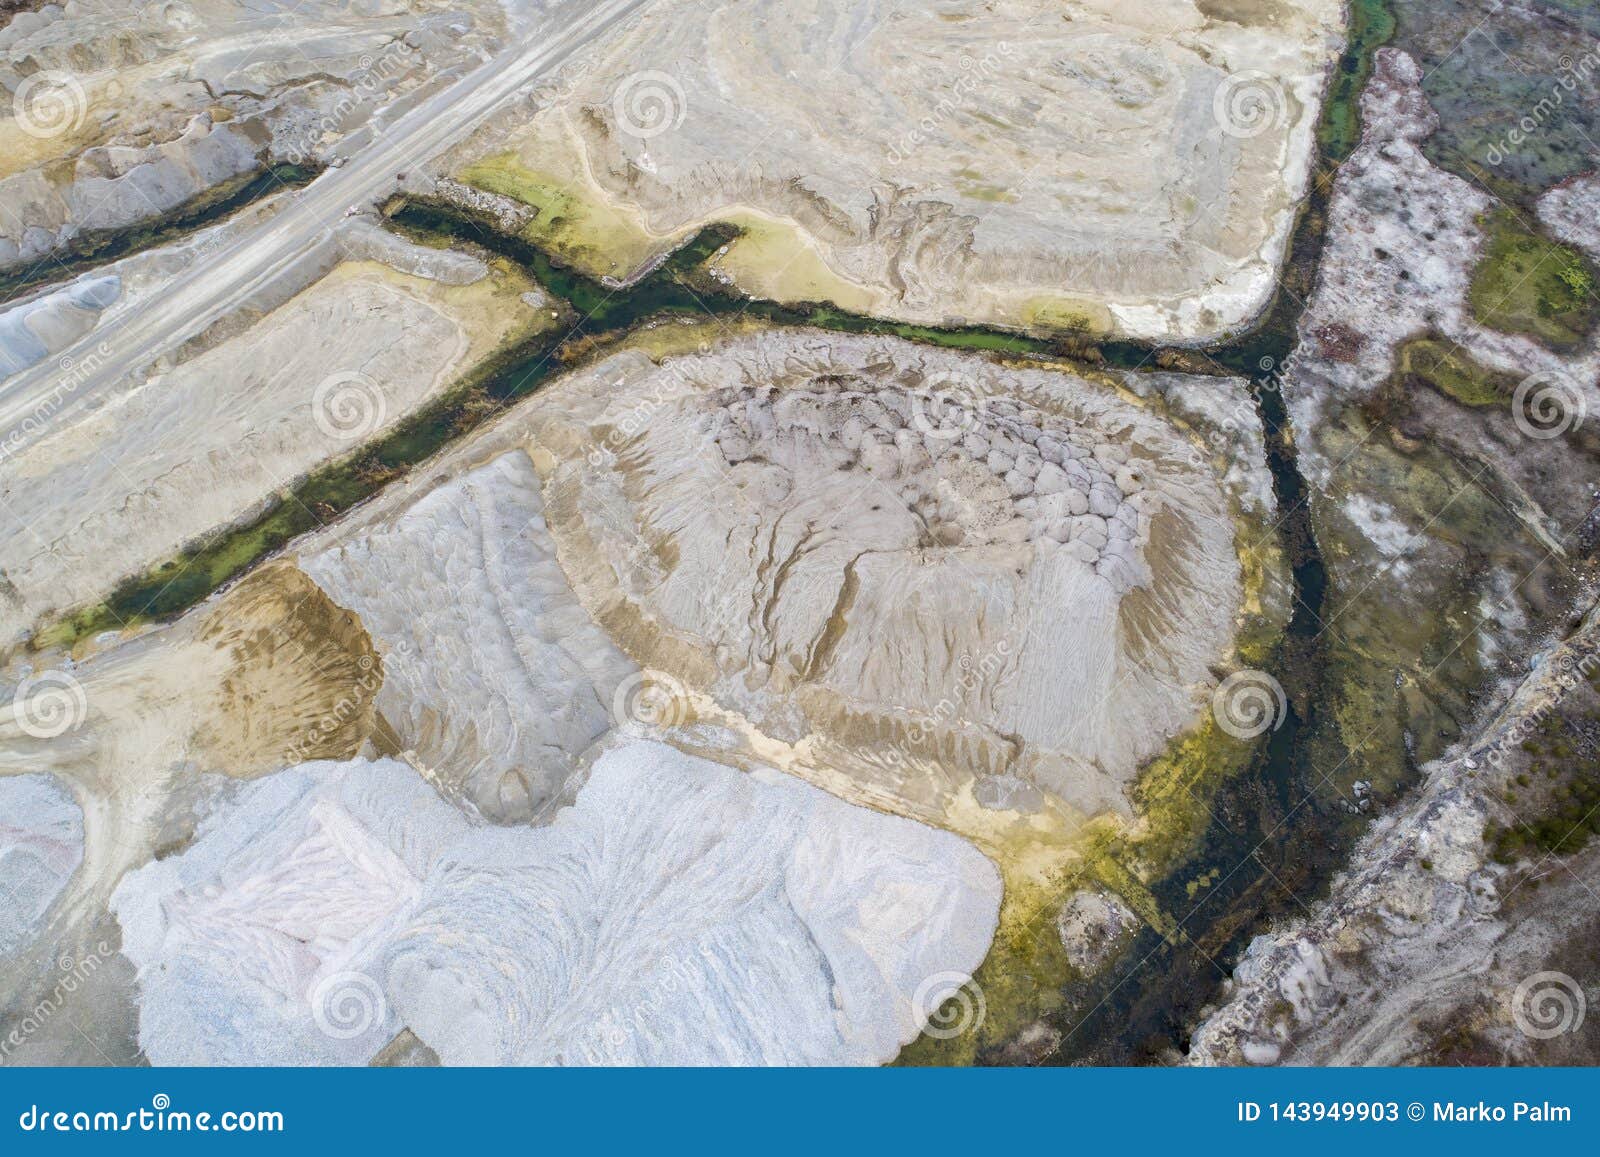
[[1041, 0, 1399, 1063], [0, 165, 319, 305], [53, 0, 1399, 1066]]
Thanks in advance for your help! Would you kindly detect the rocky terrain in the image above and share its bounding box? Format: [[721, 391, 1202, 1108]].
[[1186, 45, 1600, 1066], [0, 318, 1280, 1064], [299, 451, 638, 826], [515, 330, 1257, 828], [1188, 611, 1600, 1065], [448, 0, 1345, 340], [0, 0, 512, 273], [4, 0, 1597, 1074], [1233, 46, 1600, 816]]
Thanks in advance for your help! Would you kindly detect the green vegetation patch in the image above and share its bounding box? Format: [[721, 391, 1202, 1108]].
[[0, 164, 319, 302], [1394, 338, 1518, 408], [1468, 210, 1598, 351], [457, 153, 662, 278], [1485, 664, 1600, 864]]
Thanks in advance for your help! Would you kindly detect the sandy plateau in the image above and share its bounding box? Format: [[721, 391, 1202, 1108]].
[[447, 0, 1344, 340], [0, 219, 552, 649], [512, 330, 1251, 825]]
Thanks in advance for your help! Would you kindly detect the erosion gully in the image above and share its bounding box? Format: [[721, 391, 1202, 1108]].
[[33, 0, 1396, 1063]]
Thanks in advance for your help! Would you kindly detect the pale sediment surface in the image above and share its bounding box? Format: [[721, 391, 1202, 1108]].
[[299, 451, 639, 825], [0, 565, 381, 930], [0, 0, 510, 270], [111, 741, 1002, 1066], [0, 772, 82, 956], [0, 232, 545, 648], [0, 274, 119, 380], [522, 329, 1247, 821], [457, 0, 1344, 339], [0, 562, 381, 1059]]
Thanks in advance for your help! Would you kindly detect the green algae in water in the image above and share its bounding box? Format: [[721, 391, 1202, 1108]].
[[0, 164, 320, 304], [1319, 0, 1398, 163]]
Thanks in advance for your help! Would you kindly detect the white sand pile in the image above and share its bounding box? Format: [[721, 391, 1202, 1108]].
[[0, 773, 83, 956], [300, 451, 639, 824], [111, 741, 1001, 1065]]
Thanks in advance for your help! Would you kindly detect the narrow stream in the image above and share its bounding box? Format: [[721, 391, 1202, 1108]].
[[28, 0, 1400, 1065], [0, 164, 319, 305]]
